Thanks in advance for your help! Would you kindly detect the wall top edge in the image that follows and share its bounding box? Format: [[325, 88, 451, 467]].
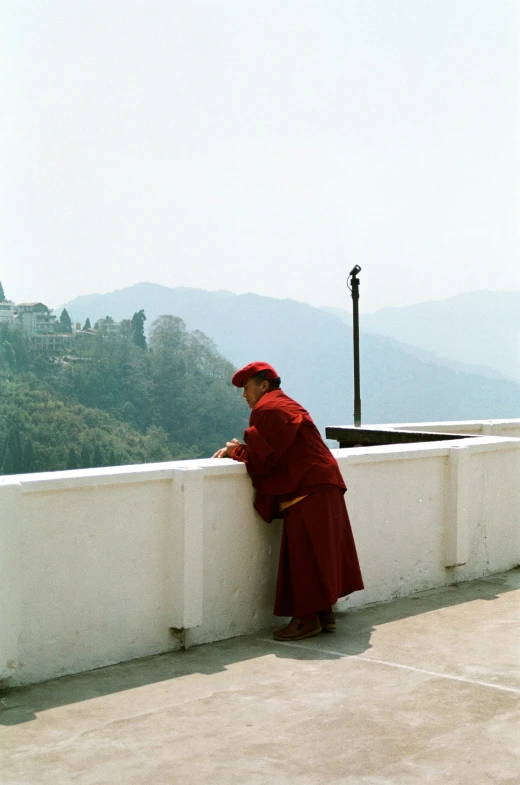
[[330, 419, 520, 429], [0, 435, 518, 495], [331, 435, 520, 464], [1, 457, 245, 494]]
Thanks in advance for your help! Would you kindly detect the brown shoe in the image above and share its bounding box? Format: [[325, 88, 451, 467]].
[[274, 617, 322, 641], [317, 610, 336, 632]]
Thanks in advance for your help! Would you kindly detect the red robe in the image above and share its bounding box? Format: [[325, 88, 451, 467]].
[[232, 390, 364, 617]]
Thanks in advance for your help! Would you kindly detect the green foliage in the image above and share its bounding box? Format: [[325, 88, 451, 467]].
[[2, 341, 16, 371], [80, 442, 91, 468], [83, 318, 91, 330], [92, 444, 104, 468], [56, 329, 153, 430], [22, 439, 36, 473], [148, 316, 247, 454], [0, 379, 176, 475], [142, 425, 175, 462], [2, 447, 13, 474], [0, 281, 5, 302], [131, 309, 147, 350], [66, 446, 79, 470], [8, 426, 24, 473], [0, 306, 248, 473], [0, 425, 36, 475], [33, 355, 52, 375], [0, 325, 30, 372], [59, 309, 73, 333]]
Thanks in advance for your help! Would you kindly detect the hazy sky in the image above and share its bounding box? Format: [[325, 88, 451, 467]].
[[3, 1, 519, 313]]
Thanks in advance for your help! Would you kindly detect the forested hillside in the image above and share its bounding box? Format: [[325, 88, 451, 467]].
[[0, 314, 247, 475]]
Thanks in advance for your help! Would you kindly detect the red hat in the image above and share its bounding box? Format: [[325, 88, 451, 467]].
[[232, 361, 280, 388]]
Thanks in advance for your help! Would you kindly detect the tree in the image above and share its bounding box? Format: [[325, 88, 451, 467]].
[[10, 330, 30, 370], [131, 309, 147, 350], [92, 444, 104, 468], [0, 281, 5, 302], [22, 439, 36, 473], [2, 447, 13, 474], [7, 426, 23, 473], [66, 446, 79, 470], [148, 315, 248, 455], [0, 310, 248, 466], [1, 325, 30, 371], [60, 309, 73, 333], [0, 378, 175, 473], [33, 355, 51, 374], [56, 326, 152, 430], [144, 425, 173, 462], [83, 318, 91, 330], [80, 443, 91, 468], [2, 341, 17, 371]]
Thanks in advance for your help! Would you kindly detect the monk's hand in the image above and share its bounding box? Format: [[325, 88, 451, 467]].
[[212, 438, 241, 459], [223, 438, 241, 457]]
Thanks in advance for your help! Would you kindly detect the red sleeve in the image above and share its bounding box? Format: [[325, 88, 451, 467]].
[[231, 443, 248, 463], [231, 409, 303, 477]]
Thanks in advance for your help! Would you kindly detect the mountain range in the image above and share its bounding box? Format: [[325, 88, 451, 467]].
[[325, 290, 520, 383], [60, 284, 520, 433]]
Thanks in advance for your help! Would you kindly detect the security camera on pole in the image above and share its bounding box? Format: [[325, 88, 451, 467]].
[[347, 265, 362, 427]]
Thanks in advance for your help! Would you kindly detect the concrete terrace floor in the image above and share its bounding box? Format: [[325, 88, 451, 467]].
[[1, 570, 519, 785]]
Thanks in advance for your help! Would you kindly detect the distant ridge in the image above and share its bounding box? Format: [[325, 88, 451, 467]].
[[60, 284, 520, 431], [325, 290, 520, 383]]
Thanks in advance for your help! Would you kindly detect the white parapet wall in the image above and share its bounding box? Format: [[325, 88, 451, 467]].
[[1, 420, 519, 687], [371, 418, 520, 438]]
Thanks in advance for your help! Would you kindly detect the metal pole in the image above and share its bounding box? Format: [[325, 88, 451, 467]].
[[348, 266, 362, 426]]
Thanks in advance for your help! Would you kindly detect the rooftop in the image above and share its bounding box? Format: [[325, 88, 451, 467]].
[[2, 569, 519, 784]]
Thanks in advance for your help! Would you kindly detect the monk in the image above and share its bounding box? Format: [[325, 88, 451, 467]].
[[212, 361, 364, 642]]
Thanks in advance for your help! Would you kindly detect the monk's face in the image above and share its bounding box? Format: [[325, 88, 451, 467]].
[[242, 377, 269, 409]]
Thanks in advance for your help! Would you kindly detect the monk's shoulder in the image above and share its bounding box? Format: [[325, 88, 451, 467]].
[[253, 391, 312, 429], [253, 391, 293, 423]]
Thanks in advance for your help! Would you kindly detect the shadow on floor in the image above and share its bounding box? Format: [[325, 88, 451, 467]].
[[1, 568, 518, 726]]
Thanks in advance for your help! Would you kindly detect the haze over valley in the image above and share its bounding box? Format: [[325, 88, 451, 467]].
[[60, 284, 520, 432]]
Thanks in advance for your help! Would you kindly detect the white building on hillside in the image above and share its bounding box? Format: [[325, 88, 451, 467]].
[[0, 300, 16, 326], [15, 302, 57, 335], [94, 317, 124, 336]]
